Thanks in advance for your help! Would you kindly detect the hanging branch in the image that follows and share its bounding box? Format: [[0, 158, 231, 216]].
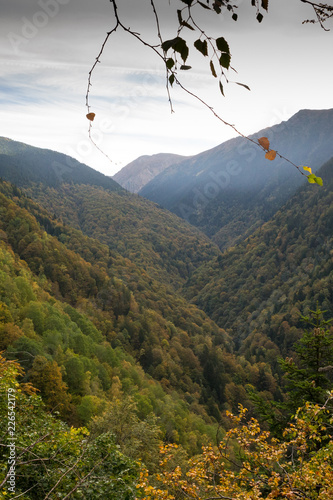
[[85, 3, 120, 164], [301, 0, 333, 30], [86, 0, 331, 184]]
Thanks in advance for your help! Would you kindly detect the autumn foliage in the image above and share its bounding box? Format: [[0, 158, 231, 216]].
[[137, 399, 333, 499]]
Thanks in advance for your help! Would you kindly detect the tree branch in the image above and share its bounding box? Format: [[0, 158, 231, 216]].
[[86, 0, 330, 179], [300, 0, 333, 30]]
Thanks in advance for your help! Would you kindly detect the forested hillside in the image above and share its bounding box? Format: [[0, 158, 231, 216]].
[[0, 179, 280, 444], [0, 134, 333, 499], [21, 183, 220, 291], [0, 137, 220, 291], [185, 157, 333, 361]]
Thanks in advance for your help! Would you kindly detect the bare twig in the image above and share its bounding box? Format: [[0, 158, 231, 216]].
[[60, 451, 113, 500], [42, 439, 90, 500], [150, 0, 174, 112], [301, 0, 333, 30]]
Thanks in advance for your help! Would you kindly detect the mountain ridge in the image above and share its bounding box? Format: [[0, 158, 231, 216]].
[[113, 153, 191, 193], [139, 108, 333, 249], [0, 136, 122, 192]]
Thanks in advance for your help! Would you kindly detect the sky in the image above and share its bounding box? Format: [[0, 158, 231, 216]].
[[0, 0, 332, 176]]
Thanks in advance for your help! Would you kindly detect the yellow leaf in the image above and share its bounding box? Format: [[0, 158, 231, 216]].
[[303, 166, 312, 174], [258, 137, 270, 151], [86, 112, 96, 121], [265, 150, 276, 161]]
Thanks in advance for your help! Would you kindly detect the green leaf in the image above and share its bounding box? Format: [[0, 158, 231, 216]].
[[166, 58, 175, 69], [216, 37, 230, 54], [162, 37, 180, 52], [177, 9, 183, 25], [314, 175, 323, 186], [174, 38, 189, 62], [210, 60, 217, 78], [219, 80, 225, 96], [180, 65, 192, 70], [236, 82, 251, 91], [307, 173, 317, 184], [219, 53, 231, 69], [162, 37, 189, 62], [181, 21, 195, 30], [213, 2, 222, 14], [198, 1, 211, 9], [194, 39, 208, 56], [257, 12, 264, 22], [169, 74, 175, 86]]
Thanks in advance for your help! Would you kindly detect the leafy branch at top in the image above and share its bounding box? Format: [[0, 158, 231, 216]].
[[301, 0, 333, 30], [86, 0, 332, 184]]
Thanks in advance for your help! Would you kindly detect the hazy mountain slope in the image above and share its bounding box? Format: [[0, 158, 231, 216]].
[[0, 137, 121, 191], [140, 109, 333, 249], [185, 157, 333, 358], [113, 153, 190, 193]]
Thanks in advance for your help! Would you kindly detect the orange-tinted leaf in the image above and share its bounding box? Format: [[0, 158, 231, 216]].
[[258, 137, 270, 150], [265, 150, 276, 161], [86, 112, 96, 121]]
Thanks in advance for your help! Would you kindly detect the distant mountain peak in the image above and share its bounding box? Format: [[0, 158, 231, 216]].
[[113, 152, 191, 193]]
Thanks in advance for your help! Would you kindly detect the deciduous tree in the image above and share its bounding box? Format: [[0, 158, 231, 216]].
[[138, 397, 333, 499]]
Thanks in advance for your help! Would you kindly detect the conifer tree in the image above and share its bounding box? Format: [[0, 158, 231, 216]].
[[280, 307, 333, 413], [248, 307, 333, 436]]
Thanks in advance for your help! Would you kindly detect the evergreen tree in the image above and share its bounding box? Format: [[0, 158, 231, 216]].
[[280, 307, 333, 413], [248, 307, 333, 437]]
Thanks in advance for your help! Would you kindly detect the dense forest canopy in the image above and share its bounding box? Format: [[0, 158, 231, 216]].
[[0, 126, 333, 497]]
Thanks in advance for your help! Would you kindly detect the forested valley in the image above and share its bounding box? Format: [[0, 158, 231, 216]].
[[0, 131, 333, 499]]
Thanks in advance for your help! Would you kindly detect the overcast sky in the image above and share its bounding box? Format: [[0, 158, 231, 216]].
[[0, 0, 332, 175]]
